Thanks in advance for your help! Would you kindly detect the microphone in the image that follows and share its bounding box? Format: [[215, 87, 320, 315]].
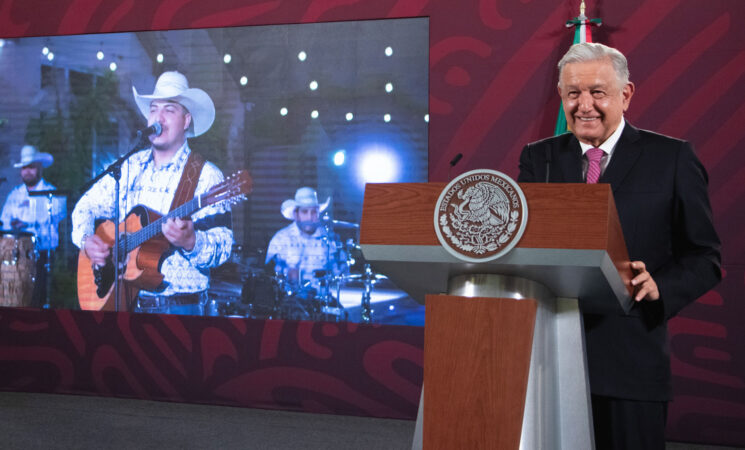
[[449, 153, 463, 167], [544, 147, 552, 183], [136, 122, 162, 139]]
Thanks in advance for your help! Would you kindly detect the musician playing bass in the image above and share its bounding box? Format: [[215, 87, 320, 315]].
[[71, 71, 233, 315]]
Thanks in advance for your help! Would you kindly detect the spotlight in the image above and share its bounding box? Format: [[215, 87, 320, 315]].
[[385, 82, 393, 93], [298, 51, 307, 61], [385, 46, 393, 57], [223, 53, 232, 64], [311, 110, 319, 119], [333, 150, 346, 166], [345, 112, 353, 121], [47, 52, 54, 61], [240, 76, 248, 86], [96, 51, 104, 60], [0, 39, 5, 48], [356, 144, 400, 185], [309, 80, 318, 91], [42, 46, 49, 55], [156, 53, 164, 63], [109, 62, 117, 71], [280, 107, 288, 116], [424, 114, 429, 123], [384, 114, 391, 123]]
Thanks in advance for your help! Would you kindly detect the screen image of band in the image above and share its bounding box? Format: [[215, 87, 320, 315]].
[[0, 19, 429, 325]]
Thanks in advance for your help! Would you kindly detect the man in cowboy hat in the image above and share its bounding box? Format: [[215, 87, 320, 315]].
[[71, 71, 233, 315], [1, 145, 67, 306], [265, 187, 341, 288]]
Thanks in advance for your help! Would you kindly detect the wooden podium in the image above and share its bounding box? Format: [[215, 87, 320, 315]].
[[360, 183, 633, 450]]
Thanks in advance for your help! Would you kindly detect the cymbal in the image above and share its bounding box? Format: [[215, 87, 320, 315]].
[[321, 217, 359, 229], [343, 272, 387, 283], [28, 189, 70, 197]]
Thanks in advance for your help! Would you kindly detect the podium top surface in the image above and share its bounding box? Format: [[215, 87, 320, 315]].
[[360, 182, 633, 313]]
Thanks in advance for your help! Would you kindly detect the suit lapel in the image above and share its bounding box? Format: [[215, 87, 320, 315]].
[[556, 136, 584, 182], [600, 123, 643, 192]]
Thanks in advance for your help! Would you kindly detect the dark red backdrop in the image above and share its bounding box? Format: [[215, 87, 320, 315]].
[[1, 0, 743, 446]]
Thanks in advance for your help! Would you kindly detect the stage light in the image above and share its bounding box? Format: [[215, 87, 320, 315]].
[[109, 62, 117, 71], [311, 110, 319, 119], [345, 112, 353, 121], [298, 51, 307, 61], [385, 82, 393, 93], [333, 150, 346, 166], [96, 51, 104, 60], [42, 46, 49, 55], [389, 305, 395, 311], [240, 76, 248, 86], [424, 114, 429, 122], [385, 46, 393, 57], [47, 52, 54, 61], [223, 53, 231, 64], [356, 144, 400, 186], [280, 107, 288, 116], [309, 80, 318, 91], [156, 53, 164, 63], [0, 40, 5, 48], [384, 114, 391, 123]]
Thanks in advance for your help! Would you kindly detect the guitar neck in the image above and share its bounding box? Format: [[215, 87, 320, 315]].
[[121, 196, 202, 253]]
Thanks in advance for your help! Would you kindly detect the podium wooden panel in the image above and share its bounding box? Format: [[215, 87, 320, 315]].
[[360, 182, 633, 449], [424, 295, 537, 449]]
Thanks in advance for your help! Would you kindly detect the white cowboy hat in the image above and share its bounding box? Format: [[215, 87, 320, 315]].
[[281, 187, 331, 220], [13, 145, 53, 168], [132, 71, 215, 137]]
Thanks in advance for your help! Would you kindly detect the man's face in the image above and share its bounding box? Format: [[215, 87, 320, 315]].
[[148, 100, 191, 152], [20, 163, 41, 187], [294, 206, 320, 235], [558, 59, 634, 147]]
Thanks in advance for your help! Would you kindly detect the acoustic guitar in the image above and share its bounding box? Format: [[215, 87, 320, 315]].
[[77, 170, 252, 311]]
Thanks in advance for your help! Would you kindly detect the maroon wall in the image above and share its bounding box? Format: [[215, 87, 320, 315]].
[[1, 0, 743, 446]]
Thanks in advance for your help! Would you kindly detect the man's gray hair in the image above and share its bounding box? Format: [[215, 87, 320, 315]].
[[557, 42, 630, 86]]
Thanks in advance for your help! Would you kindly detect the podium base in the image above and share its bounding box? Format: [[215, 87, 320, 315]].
[[413, 274, 594, 450]]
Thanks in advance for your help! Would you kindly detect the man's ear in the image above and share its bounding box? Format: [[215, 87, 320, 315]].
[[622, 82, 635, 111], [183, 112, 192, 132]]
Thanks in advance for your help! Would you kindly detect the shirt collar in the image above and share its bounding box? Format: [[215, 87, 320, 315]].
[[579, 117, 626, 157]]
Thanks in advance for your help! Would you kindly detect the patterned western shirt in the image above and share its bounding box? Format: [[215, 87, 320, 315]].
[[265, 222, 340, 285], [71, 142, 233, 295], [1, 178, 66, 250]]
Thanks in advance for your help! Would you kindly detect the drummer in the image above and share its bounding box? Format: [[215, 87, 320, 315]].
[[265, 187, 342, 289], [1, 145, 66, 306]]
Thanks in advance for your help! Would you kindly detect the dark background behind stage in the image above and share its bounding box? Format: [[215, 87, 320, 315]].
[[1, 0, 743, 447]]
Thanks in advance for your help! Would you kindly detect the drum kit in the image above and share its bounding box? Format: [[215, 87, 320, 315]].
[[207, 215, 386, 323]]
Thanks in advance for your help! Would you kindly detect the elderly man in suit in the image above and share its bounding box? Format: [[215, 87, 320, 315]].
[[518, 42, 721, 449]]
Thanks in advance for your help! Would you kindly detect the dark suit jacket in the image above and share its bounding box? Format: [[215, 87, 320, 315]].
[[518, 123, 721, 401]]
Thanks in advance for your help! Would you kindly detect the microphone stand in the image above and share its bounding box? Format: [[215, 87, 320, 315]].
[[79, 141, 148, 312]]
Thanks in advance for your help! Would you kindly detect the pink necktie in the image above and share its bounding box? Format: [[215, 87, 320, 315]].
[[586, 147, 604, 184]]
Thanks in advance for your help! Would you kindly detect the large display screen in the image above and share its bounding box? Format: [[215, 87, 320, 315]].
[[0, 18, 428, 325]]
